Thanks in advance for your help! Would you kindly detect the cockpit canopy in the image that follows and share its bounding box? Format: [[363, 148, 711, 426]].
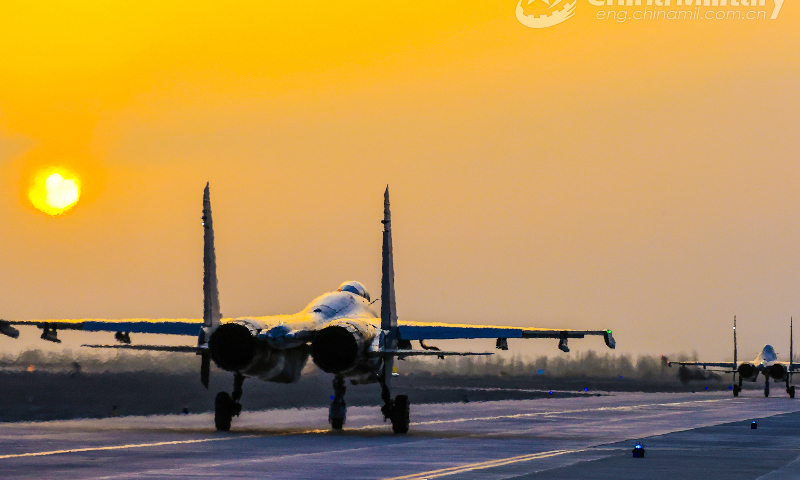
[[337, 281, 370, 302]]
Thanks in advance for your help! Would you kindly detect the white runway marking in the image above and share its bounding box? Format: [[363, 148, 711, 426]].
[[383, 449, 583, 480], [0, 435, 258, 460], [406, 398, 726, 427]]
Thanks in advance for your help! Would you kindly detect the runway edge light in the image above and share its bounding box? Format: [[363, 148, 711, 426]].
[[632, 441, 645, 458]]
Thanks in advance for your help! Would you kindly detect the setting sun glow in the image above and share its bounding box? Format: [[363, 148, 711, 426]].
[[28, 168, 81, 216]]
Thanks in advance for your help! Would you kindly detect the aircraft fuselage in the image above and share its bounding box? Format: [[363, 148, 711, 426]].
[[207, 287, 382, 383], [737, 345, 787, 382]]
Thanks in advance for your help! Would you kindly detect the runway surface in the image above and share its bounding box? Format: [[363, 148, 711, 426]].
[[1, 391, 799, 479]]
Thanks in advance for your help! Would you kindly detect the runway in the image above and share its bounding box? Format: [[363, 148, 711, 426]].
[[1, 391, 799, 479]]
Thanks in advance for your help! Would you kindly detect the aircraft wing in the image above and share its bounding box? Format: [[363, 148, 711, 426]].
[[396, 321, 615, 351], [0, 318, 203, 341]]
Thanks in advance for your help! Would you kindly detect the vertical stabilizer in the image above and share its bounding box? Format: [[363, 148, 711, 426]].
[[381, 186, 398, 333], [733, 315, 738, 386], [733, 315, 737, 366], [203, 183, 221, 331], [380, 187, 398, 392]]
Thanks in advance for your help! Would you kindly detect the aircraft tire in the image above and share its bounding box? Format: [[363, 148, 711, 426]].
[[215, 392, 234, 431], [331, 417, 344, 430], [391, 395, 410, 434], [733, 385, 740, 397], [764, 383, 770, 398], [789, 386, 796, 399]]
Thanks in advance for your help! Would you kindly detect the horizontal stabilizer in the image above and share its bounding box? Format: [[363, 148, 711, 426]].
[[667, 361, 736, 373], [369, 349, 493, 358], [0, 321, 19, 338], [81, 344, 202, 353]]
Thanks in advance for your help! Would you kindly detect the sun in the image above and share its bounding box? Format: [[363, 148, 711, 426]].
[[28, 167, 82, 216]]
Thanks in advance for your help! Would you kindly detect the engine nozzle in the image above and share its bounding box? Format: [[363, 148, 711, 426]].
[[208, 323, 258, 371], [737, 363, 757, 380], [768, 364, 787, 380], [312, 320, 376, 374]]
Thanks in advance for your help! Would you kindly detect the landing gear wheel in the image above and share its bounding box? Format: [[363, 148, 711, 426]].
[[788, 386, 796, 399], [764, 381, 770, 398], [215, 392, 234, 431], [329, 376, 347, 431], [329, 400, 346, 431], [733, 385, 741, 397], [391, 395, 410, 434]]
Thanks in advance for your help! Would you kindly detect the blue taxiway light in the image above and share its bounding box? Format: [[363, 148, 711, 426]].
[[751, 421, 758, 429], [584, 388, 589, 392], [632, 442, 645, 458], [549, 391, 553, 395]]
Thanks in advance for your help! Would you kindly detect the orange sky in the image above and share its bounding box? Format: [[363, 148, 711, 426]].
[[1, 0, 799, 360]]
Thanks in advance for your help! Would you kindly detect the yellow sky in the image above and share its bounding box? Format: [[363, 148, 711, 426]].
[[1, 0, 799, 359]]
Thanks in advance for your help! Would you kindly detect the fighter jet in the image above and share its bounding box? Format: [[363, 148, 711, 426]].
[[0, 185, 616, 433], [668, 316, 798, 398]]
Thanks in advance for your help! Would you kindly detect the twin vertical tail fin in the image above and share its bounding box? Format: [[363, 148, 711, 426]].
[[733, 315, 738, 385], [381, 186, 398, 385], [203, 183, 222, 332], [733, 315, 737, 367], [199, 183, 221, 388], [381, 186, 397, 333]]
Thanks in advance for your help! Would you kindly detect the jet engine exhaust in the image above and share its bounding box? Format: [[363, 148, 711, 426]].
[[768, 364, 787, 380], [312, 320, 376, 374], [738, 363, 758, 381], [312, 326, 360, 373], [208, 323, 258, 371]]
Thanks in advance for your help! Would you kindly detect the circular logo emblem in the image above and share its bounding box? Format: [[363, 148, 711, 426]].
[[516, 0, 577, 29]]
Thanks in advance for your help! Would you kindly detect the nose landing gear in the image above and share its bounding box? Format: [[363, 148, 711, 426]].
[[329, 376, 347, 430]]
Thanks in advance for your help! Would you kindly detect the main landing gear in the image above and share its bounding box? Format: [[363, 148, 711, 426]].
[[328, 375, 409, 433], [787, 375, 796, 399], [764, 377, 770, 398], [215, 373, 245, 431], [329, 376, 347, 430], [380, 381, 410, 434], [733, 373, 743, 397]]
